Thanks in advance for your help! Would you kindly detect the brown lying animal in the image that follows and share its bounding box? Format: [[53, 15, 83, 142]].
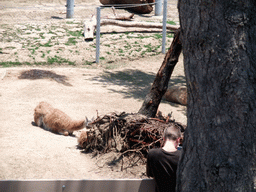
[[34, 101, 88, 136], [100, 0, 155, 14]]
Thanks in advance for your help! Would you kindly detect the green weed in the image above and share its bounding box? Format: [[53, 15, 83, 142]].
[[167, 20, 176, 25], [0, 61, 30, 67], [67, 30, 83, 37], [40, 39, 53, 47], [47, 55, 75, 65], [84, 61, 93, 65], [66, 21, 75, 24], [65, 37, 77, 46]]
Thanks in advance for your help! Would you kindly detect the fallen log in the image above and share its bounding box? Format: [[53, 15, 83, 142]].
[[84, 16, 96, 41], [84, 16, 179, 40], [100, 19, 180, 31]]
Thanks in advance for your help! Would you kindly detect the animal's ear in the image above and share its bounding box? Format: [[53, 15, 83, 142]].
[[84, 116, 89, 126]]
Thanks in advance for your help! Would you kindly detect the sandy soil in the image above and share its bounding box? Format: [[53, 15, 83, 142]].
[[0, 0, 186, 180]]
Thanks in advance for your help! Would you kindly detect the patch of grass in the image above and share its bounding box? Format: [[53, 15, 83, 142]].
[[50, 25, 58, 30], [136, 34, 151, 39], [84, 61, 93, 65], [5, 46, 16, 49], [0, 20, 176, 66], [167, 20, 176, 25], [135, 48, 142, 52], [67, 30, 83, 37], [41, 52, 46, 58], [167, 34, 174, 38], [144, 43, 153, 52], [118, 48, 124, 53], [124, 44, 132, 49], [66, 21, 75, 25], [154, 34, 162, 39], [39, 32, 45, 39], [65, 37, 77, 46], [0, 61, 30, 67], [28, 48, 36, 55], [40, 39, 53, 47], [47, 55, 75, 65], [127, 35, 134, 39], [49, 30, 56, 35]]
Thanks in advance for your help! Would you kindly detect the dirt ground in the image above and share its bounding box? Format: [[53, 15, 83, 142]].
[[0, 0, 186, 180]]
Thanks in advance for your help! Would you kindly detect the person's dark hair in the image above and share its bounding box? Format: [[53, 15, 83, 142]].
[[163, 125, 181, 141]]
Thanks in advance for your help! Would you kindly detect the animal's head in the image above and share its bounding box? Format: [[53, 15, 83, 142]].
[[84, 116, 94, 128], [77, 130, 87, 148]]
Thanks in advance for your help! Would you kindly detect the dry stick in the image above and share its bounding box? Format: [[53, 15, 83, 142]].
[[148, 118, 166, 123], [138, 29, 182, 117], [0, 69, 7, 80], [148, 138, 162, 147]]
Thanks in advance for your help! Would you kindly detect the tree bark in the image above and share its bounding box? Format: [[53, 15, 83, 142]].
[[177, 0, 256, 191], [138, 29, 182, 117]]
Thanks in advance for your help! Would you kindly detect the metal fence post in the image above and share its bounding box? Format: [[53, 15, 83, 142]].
[[155, 0, 163, 16], [161, 0, 167, 54], [66, 0, 74, 18], [96, 7, 101, 63]]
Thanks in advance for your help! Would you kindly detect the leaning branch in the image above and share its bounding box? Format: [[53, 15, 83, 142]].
[[138, 29, 182, 117]]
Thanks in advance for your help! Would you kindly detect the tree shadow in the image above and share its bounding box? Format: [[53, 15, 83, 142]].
[[91, 69, 186, 100], [51, 16, 63, 20], [18, 69, 72, 86]]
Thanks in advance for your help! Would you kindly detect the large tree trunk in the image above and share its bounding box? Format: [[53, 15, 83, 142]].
[[138, 29, 182, 117], [177, 0, 256, 191]]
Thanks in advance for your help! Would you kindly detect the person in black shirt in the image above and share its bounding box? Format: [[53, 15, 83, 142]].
[[146, 125, 182, 192]]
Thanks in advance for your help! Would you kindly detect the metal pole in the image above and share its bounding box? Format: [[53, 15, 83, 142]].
[[66, 0, 74, 18], [96, 7, 101, 63], [155, 0, 163, 16], [162, 0, 167, 54]]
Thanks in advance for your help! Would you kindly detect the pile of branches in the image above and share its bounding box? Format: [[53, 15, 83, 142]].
[[78, 111, 186, 159]]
